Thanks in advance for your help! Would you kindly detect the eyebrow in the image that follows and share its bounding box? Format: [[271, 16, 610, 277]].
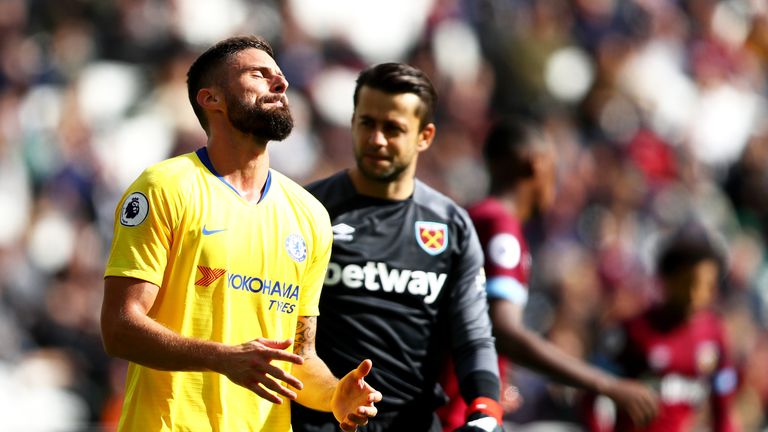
[[357, 114, 408, 128], [241, 66, 284, 77]]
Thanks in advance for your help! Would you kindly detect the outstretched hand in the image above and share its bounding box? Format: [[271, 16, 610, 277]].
[[331, 359, 383, 432], [217, 337, 305, 404], [604, 377, 659, 427]]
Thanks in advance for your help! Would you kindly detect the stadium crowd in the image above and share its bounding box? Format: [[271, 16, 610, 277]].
[[1, 0, 768, 430]]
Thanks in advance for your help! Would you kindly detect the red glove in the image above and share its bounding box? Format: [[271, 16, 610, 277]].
[[453, 397, 504, 432]]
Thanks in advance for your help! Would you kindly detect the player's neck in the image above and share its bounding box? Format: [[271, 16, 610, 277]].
[[348, 168, 414, 201], [206, 132, 270, 203], [492, 190, 532, 222], [653, 303, 691, 329]]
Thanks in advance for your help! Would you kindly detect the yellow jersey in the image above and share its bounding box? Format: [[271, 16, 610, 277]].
[[104, 148, 332, 432]]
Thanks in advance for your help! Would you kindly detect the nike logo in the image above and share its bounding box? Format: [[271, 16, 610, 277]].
[[202, 225, 227, 236]]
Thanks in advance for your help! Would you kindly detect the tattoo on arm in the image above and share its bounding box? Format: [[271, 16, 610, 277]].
[[294, 316, 317, 358]]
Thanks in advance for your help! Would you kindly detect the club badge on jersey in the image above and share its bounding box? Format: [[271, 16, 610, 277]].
[[285, 233, 307, 263], [415, 221, 448, 255]]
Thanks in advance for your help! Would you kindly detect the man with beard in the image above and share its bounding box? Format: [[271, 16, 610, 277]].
[[100, 35, 381, 432], [291, 63, 504, 432]]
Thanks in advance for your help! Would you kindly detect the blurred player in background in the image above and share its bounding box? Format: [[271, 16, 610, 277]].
[[100, 35, 381, 432], [291, 63, 504, 432], [588, 223, 737, 432], [439, 119, 659, 430]]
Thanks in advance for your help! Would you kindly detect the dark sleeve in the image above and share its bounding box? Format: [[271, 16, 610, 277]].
[[449, 213, 501, 403], [613, 320, 645, 378]]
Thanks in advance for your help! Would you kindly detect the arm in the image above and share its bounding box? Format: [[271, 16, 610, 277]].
[[490, 298, 658, 427], [100, 276, 305, 402], [710, 367, 737, 432], [450, 221, 504, 430], [710, 330, 737, 432], [291, 316, 382, 432]]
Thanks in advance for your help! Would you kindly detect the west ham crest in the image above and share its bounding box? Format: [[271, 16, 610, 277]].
[[695, 341, 719, 375], [415, 221, 448, 255]]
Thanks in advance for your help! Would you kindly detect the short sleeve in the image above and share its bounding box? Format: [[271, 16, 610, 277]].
[[104, 170, 179, 287], [297, 204, 332, 317], [483, 229, 529, 305]]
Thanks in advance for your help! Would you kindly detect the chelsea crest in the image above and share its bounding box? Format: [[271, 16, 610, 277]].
[[285, 233, 307, 263]]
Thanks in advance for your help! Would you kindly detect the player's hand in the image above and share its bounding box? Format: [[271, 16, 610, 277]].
[[331, 359, 382, 432], [500, 383, 523, 412], [218, 337, 305, 404], [603, 377, 659, 427], [453, 397, 505, 432]]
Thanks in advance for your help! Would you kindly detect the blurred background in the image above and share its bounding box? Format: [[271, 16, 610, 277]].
[[1, 0, 768, 430]]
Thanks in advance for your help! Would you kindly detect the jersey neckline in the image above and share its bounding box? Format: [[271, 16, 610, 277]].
[[341, 170, 415, 204], [195, 147, 271, 204]]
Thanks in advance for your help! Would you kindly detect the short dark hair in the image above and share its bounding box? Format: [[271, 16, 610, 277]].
[[656, 223, 726, 278], [482, 118, 542, 164], [187, 35, 275, 133], [482, 118, 543, 186], [353, 62, 437, 129]]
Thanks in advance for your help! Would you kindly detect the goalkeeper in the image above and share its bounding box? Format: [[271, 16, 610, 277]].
[[290, 62, 504, 432]]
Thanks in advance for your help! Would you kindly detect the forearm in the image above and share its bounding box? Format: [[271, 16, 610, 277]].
[[490, 298, 612, 393], [102, 277, 229, 373], [459, 370, 501, 403], [453, 339, 504, 427], [102, 311, 225, 372], [292, 354, 339, 411], [291, 315, 339, 411], [454, 338, 501, 402], [496, 325, 612, 393]]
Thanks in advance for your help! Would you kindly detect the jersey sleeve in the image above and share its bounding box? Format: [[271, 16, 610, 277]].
[[104, 169, 180, 287], [297, 203, 332, 317], [481, 220, 529, 306], [449, 213, 500, 401]]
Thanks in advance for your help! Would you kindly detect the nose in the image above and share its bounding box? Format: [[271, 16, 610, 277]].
[[270, 74, 288, 94], [368, 129, 387, 146]]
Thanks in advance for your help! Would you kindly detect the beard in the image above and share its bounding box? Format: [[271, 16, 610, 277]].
[[227, 93, 294, 141], [354, 150, 409, 183]]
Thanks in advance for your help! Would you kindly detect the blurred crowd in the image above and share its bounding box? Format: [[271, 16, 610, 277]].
[[1, 0, 768, 430]]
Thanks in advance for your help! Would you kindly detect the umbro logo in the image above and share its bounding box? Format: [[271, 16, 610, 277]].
[[202, 225, 227, 236], [332, 223, 355, 241]]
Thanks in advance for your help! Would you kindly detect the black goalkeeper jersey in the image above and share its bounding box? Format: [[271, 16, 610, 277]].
[[293, 171, 497, 428]]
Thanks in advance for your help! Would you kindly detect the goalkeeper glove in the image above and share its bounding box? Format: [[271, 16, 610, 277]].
[[453, 397, 504, 432]]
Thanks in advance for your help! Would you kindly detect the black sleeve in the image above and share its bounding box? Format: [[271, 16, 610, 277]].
[[449, 211, 501, 403]]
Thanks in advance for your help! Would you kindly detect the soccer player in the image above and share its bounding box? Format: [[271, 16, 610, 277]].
[[291, 63, 504, 432], [588, 224, 737, 432], [100, 35, 381, 432], [439, 119, 659, 430]]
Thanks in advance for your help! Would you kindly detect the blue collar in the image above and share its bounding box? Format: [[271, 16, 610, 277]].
[[196, 147, 271, 203]]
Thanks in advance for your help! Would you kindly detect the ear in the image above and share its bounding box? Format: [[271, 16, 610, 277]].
[[490, 155, 534, 180], [196, 88, 223, 111], [520, 157, 535, 178], [417, 123, 436, 152]]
